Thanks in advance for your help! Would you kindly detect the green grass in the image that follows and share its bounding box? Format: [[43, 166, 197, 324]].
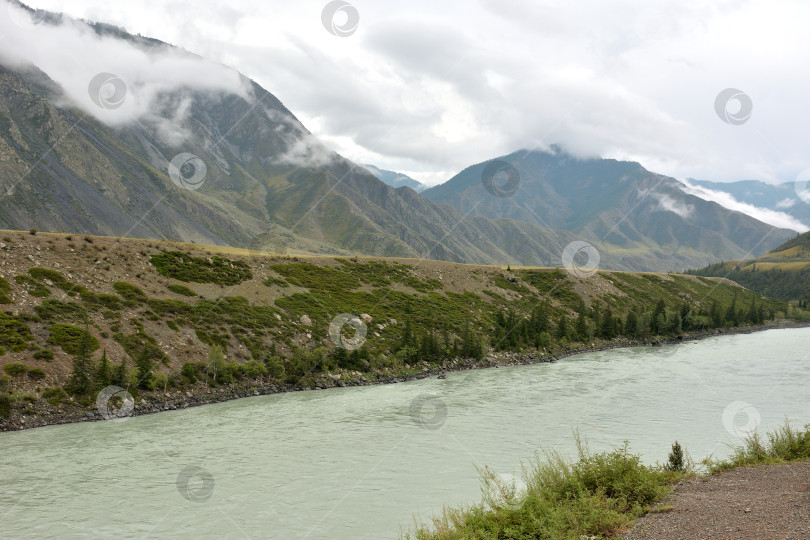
[[151, 251, 252, 285], [407, 423, 810, 540], [405, 440, 679, 540], [707, 421, 810, 473]]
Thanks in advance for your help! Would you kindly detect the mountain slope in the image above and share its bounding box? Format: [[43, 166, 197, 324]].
[[688, 231, 810, 302], [422, 149, 795, 270], [0, 17, 578, 268]]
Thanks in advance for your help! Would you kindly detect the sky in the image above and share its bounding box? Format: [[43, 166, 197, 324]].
[[3, 0, 810, 191]]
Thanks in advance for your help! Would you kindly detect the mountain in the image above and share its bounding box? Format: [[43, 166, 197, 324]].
[[0, 8, 579, 267], [422, 148, 795, 270], [688, 231, 810, 302], [362, 165, 427, 192], [0, 4, 793, 272], [685, 179, 810, 230]]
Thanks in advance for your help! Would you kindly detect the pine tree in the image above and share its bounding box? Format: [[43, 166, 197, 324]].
[[556, 317, 569, 340], [68, 324, 96, 395], [601, 307, 615, 339], [575, 311, 589, 341], [651, 300, 666, 334], [135, 348, 155, 389], [625, 310, 638, 337], [95, 350, 112, 389]]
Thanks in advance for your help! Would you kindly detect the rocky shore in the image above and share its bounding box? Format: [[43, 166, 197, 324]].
[[1, 320, 807, 433]]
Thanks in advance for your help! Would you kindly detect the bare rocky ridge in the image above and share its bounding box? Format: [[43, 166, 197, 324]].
[[623, 461, 810, 539]]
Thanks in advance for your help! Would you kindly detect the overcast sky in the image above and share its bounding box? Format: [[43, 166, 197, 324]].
[[5, 0, 810, 188]]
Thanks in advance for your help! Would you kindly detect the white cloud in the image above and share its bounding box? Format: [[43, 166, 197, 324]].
[[776, 197, 796, 209], [678, 179, 809, 232], [654, 193, 694, 219], [0, 0, 249, 137], [7, 0, 810, 186]]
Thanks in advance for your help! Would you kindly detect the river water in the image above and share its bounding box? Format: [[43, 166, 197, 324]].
[[1, 327, 808, 539]]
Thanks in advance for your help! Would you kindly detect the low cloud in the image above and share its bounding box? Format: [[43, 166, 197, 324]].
[[776, 197, 796, 209], [0, 0, 250, 139], [678, 179, 809, 233], [654, 193, 693, 219]]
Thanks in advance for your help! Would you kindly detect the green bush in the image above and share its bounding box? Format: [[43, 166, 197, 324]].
[[35, 299, 87, 321], [42, 387, 68, 406], [47, 324, 100, 355], [167, 283, 197, 296], [180, 362, 202, 384], [14, 275, 51, 297], [0, 393, 11, 418], [27, 367, 46, 381], [0, 276, 12, 303], [113, 282, 147, 304], [28, 268, 87, 296], [33, 349, 54, 361], [150, 251, 252, 285], [0, 313, 32, 354], [242, 360, 267, 379], [3, 363, 28, 376]]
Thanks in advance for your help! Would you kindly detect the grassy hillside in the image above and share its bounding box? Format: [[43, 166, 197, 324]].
[[0, 230, 796, 421], [688, 231, 810, 303]]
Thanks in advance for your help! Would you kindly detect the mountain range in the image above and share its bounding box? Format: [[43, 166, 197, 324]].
[[0, 2, 796, 271]]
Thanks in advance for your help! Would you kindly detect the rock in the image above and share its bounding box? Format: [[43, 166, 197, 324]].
[[299, 315, 312, 326], [27, 254, 34, 262], [274, 313, 282, 320], [389, 318, 397, 325], [360, 313, 372, 323]]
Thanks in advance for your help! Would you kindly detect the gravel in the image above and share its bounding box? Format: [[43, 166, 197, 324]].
[[623, 460, 810, 539]]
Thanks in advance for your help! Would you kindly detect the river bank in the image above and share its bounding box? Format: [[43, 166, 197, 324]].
[[1, 319, 807, 433]]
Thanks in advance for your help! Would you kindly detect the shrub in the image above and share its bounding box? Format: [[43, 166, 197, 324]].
[[13, 275, 50, 297], [150, 251, 252, 285], [47, 324, 100, 355], [35, 299, 87, 321], [27, 368, 46, 381], [167, 284, 196, 296], [242, 360, 267, 379], [113, 282, 147, 304], [0, 313, 32, 353], [42, 386, 68, 406], [0, 276, 12, 304], [29, 228, 36, 235], [3, 363, 28, 376], [33, 349, 54, 361], [0, 393, 11, 417]]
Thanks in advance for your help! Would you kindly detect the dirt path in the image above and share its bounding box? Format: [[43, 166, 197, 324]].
[[623, 460, 810, 539]]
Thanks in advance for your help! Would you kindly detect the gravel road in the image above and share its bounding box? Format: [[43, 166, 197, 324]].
[[623, 460, 810, 539]]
